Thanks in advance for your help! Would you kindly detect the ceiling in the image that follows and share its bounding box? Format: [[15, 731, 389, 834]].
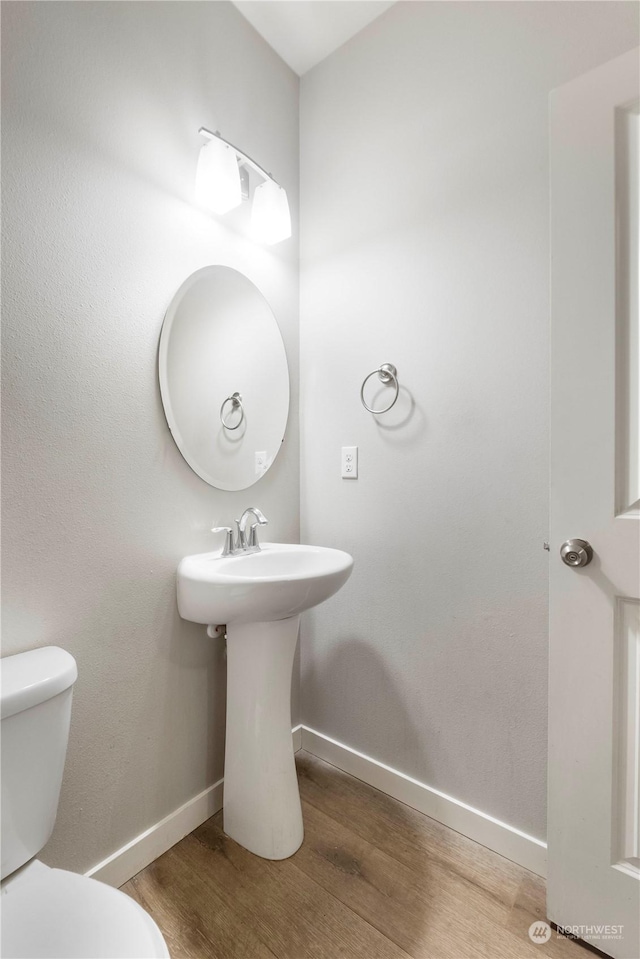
[[231, 1, 396, 76]]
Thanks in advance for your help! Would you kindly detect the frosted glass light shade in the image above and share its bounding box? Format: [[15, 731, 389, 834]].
[[250, 180, 292, 245], [195, 138, 242, 215]]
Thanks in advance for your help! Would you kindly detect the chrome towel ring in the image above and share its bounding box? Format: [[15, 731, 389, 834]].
[[360, 363, 399, 414], [220, 392, 244, 430]]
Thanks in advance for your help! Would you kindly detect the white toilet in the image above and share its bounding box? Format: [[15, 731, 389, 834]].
[[1, 646, 170, 958]]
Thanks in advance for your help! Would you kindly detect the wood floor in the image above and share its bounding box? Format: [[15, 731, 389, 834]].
[[122, 752, 595, 959]]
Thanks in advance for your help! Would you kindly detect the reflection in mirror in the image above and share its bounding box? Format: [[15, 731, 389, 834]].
[[159, 266, 289, 491]]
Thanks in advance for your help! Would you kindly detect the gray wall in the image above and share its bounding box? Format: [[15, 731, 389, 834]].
[[1, 1, 299, 874], [299, 0, 638, 841]]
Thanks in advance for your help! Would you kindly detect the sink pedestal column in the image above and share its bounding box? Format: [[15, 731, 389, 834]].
[[223, 615, 303, 860]]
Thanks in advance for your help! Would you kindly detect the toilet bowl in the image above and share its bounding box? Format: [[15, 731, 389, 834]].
[[0, 646, 170, 958], [1, 860, 169, 959]]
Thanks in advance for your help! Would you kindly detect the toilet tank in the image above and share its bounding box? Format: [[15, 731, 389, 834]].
[[1, 647, 78, 880]]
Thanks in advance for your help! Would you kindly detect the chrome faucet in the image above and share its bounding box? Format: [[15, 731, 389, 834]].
[[211, 507, 268, 556], [236, 507, 268, 552]]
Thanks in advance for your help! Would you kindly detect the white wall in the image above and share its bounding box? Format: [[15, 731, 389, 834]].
[[1, 0, 299, 874], [299, 0, 638, 841]]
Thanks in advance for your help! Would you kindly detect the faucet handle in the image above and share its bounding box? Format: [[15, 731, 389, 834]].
[[211, 526, 234, 556], [247, 522, 266, 550]]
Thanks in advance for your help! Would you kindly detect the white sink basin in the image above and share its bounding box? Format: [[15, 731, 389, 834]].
[[178, 542, 353, 625]]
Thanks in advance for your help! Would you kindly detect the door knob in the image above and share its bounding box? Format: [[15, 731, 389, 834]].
[[560, 539, 593, 568]]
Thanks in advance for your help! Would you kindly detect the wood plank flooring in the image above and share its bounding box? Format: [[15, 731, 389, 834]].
[[122, 752, 595, 959]]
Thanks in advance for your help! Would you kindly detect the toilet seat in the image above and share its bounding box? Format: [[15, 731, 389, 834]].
[[1, 860, 170, 958]]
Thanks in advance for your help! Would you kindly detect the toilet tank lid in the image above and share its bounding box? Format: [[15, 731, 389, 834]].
[[1, 647, 77, 720]]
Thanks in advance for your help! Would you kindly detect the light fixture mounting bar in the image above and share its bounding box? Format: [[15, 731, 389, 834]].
[[198, 127, 277, 186]]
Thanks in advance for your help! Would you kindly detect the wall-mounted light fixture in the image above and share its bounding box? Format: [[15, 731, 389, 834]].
[[195, 128, 291, 246]]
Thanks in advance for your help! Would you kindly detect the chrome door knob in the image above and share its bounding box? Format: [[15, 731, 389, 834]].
[[560, 539, 593, 568]]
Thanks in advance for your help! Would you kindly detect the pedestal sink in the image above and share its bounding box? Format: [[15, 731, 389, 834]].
[[177, 543, 353, 860]]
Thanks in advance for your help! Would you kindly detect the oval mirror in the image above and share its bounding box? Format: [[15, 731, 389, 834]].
[[159, 266, 289, 491]]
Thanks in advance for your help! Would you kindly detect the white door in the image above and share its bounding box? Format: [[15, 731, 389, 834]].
[[549, 47, 640, 959]]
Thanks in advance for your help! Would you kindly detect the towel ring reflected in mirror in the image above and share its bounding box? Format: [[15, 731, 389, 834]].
[[220, 392, 244, 430]]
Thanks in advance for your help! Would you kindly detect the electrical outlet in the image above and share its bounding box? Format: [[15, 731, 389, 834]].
[[341, 446, 358, 479]]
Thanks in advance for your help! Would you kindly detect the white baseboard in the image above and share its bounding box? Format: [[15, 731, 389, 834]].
[[86, 723, 544, 888], [86, 726, 304, 889], [300, 725, 547, 878], [86, 778, 224, 888]]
